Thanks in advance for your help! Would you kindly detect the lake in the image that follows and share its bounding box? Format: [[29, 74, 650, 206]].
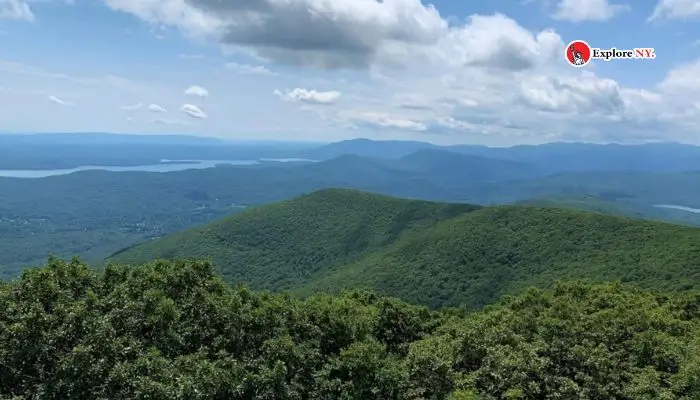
[[0, 158, 315, 178], [654, 204, 700, 214]]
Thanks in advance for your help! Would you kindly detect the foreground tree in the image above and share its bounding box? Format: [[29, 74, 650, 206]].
[[1, 258, 699, 399]]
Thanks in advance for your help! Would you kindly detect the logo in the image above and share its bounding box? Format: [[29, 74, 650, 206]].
[[565, 40, 655, 67]]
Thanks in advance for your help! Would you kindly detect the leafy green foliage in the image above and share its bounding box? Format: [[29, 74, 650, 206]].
[[112, 189, 700, 308], [1, 258, 699, 399], [517, 194, 700, 227]]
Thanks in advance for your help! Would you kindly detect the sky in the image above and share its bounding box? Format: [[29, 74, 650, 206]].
[[0, 0, 699, 146]]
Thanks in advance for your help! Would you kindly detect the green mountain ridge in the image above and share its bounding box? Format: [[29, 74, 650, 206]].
[[515, 195, 645, 219], [517, 194, 700, 227], [110, 188, 700, 308]]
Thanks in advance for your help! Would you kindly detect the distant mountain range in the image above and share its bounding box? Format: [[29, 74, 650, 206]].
[[306, 138, 700, 173], [3, 134, 700, 276]]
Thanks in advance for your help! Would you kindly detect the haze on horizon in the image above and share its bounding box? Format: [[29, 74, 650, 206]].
[[1, 0, 699, 146]]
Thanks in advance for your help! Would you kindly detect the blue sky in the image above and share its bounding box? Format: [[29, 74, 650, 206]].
[[0, 0, 699, 145]]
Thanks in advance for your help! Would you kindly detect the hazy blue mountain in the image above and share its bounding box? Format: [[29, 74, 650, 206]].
[[390, 149, 543, 183], [452, 142, 700, 173], [306, 138, 440, 159], [0, 132, 228, 146], [308, 139, 700, 173]]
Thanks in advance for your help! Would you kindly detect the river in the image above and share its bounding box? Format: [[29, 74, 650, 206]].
[[654, 204, 700, 214], [0, 158, 314, 178]]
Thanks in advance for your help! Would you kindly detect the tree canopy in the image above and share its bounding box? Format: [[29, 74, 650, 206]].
[[112, 189, 700, 308], [2, 257, 699, 399]]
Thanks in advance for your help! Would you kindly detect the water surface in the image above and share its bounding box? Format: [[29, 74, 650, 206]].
[[654, 204, 700, 214], [0, 159, 312, 178]]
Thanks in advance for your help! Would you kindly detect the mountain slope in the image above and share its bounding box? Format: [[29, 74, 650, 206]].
[[389, 148, 542, 183], [516, 194, 700, 227], [301, 205, 700, 308], [109, 189, 478, 291], [306, 138, 439, 159], [110, 189, 700, 309], [515, 194, 643, 217]]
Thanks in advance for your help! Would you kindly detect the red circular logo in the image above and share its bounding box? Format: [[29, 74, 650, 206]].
[[566, 40, 591, 67]]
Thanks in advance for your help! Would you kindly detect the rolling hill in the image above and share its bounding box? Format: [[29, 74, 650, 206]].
[[109, 189, 700, 308]]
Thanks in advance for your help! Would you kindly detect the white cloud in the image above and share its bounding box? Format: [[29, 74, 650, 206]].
[[274, 88, 341, 105], [517, 72, 625, 115], [0, 0, 34, 21], [4, 2, 700, 145], [430, 13, 562, 71], [120, 102, 143, 110], [347, 111, 428, 131], [648, 0, 700, 21], [47, 95, 73, 106], [180, 103, 207, 119], [184, 85, 208, 97], [552, 0, 629, 21], [103, 0, 221, 38], [225, 62, 277, 76], [101, 0, 447, 69], [148, 103, 167, 113], [657, 59, 700, 93]]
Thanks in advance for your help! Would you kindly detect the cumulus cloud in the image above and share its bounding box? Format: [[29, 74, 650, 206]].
[[657, 60, 700, 93], [102, 0, 447, 69], [184, 85, 209, 97], [180, 103, 207, 119], [348, 112, 427, 131], [16, 1, 700, 144], [225, 62, 277, 76], [148, 103, 167, 113], [433, 14, 562, 71], [274, 88, 341, 105], [103, 0, 221, 38], [517, 73, 626, 115], [47, 95, 73, 106], [0, 0, 34, 21], [120, 102, 143, 110], [552, 0, 629, 22], [648, 0, 700, 21]]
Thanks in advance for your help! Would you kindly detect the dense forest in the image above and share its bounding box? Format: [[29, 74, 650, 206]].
[[1, 257, 699, 399], [112, 189, 700, 308]]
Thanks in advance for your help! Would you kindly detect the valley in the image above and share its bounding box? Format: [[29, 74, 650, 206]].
[[4, 137, 700, 277]]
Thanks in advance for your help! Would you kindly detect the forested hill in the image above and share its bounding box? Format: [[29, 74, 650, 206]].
[[2, 258, 699, 399], [110, 188, 700, 308]]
